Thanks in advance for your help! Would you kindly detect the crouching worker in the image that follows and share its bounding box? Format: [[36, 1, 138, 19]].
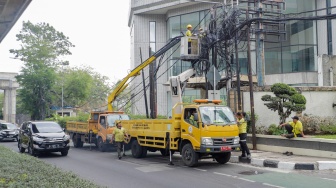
[[111, 121, 129, 159], [236, 112, 251, 159], [279, 116, 305, 139]]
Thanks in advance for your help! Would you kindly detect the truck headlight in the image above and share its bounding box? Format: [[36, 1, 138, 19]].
[[201, 137, 213, 146], [63, 135, 70, 141], [233, 136, 240, 144]]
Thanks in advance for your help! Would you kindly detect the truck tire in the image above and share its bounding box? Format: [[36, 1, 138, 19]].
[[98, 137, 107, 152], [131, 140, 143, 158], [18, 140, 25, 153], [73, 135, 83, 148], [141, 146, 147, 158], [214, 152, 231, 164], [160, 149, 175, 156], [181, 143, 199, 167]]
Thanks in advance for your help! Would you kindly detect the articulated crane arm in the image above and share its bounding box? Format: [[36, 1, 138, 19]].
[[108, 36, 182, 111]]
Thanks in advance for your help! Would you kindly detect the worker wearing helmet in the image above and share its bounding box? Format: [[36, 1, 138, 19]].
[[111, 120, 129, 159], [186, 24, 193, 54]]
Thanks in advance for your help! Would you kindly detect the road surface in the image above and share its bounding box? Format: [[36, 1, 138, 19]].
[[1, 141, 336, 188]]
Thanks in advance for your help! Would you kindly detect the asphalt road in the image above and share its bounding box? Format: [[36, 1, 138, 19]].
[[1, 141, 336, 188]]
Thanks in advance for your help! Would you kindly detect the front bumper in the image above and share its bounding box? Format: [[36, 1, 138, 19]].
[[33, 141, 70, 152], [0, 134, 18, 140], [199, 144, 240, 153]]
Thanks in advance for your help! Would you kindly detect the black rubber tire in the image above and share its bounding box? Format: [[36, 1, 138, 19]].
[[61, 150, 68, 156], [160, 149, 175, 156], [73, 135, 83, 148], [18, 140, 25, 153], [141, 146, 147, 158], [214, 152, 231, 164], [181, 143, 199, 167], [28, 143, 37, 157], [98, 137, 106, 152], [131, 140, 143, 158]]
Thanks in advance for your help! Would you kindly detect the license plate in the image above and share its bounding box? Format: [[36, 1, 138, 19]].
[[50, 145, 59, 148], [220, 146, 231, 151], [8, 136, 13, 138]]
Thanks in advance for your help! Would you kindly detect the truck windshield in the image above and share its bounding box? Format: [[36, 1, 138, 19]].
[[199, 106, 236, 125], [107, 114, 130, 127]]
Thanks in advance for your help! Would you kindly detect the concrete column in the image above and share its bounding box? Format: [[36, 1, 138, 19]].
[[3, 88, 16, 123]]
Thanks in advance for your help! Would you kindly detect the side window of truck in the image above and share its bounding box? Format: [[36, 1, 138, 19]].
[[184, 108, 198, 128], [100, 117, 106, 128]]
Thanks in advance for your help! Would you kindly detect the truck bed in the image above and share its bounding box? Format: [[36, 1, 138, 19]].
[[66, 121, 99, 134]]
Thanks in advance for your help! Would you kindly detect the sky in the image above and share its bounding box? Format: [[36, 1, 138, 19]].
[[0, 0, 131, 83]]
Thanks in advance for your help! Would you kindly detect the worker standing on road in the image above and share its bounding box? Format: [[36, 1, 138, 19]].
[[279, 116, 305, 139], [111, 121, 129, 159], [186, 24, 193, 54], [236, 112, 251, 159]]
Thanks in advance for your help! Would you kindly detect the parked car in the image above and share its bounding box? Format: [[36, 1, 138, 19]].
[[17, 121, 70, 157], [0, 122, 19, 141]]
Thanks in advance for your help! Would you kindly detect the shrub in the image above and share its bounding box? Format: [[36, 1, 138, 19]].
[[0, 145, 103, 188], [267, 124, 285, 135], [45, 112, 90, 128], [300, 115, 336, 135]]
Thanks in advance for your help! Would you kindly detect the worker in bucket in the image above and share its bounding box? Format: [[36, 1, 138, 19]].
[[186, 24, 193, 54]]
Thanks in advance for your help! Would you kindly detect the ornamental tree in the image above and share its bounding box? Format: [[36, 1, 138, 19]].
[[261, 83, 306, 124]]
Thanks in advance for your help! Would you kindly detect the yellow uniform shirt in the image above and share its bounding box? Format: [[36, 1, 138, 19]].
[[113, 127, 126, 142], [238, 118, 247, 134], [289, 121, 303, 136], [186, 30, 192, 37]]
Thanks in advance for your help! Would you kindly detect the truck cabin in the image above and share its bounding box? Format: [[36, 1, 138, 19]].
[[98, 114, 131, 129], [185, 100, 236, 127]]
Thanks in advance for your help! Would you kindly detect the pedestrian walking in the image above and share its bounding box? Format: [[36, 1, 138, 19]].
[[111, 121, 129, 159]]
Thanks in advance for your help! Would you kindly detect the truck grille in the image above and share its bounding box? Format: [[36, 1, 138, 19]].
[[213, 137, 234, 146]]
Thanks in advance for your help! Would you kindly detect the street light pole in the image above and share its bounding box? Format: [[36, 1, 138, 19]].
[[61, 61, 69, 117]]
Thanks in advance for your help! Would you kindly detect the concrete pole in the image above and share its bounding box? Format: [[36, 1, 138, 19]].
[[256, 0, 265, 86]]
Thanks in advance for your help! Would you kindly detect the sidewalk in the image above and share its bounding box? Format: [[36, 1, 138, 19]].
[[230, 150, 336, 170]]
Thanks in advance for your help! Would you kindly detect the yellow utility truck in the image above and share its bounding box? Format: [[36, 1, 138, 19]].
[[121, 99, 240, 167], [66, 111, 130, 151]]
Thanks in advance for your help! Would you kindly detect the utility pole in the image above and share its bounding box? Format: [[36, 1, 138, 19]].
[[235, 3, 241, 111], [149, 47, 157, 119], [61, 61, 69, 117], [256, 0, 265, 86], [247, 11, 257, 150], [139, 48, 149, 118]]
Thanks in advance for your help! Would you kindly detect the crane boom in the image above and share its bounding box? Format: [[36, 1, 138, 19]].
[[108, 36, 182, 111]]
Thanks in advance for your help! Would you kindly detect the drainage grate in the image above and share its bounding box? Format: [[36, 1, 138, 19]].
[[238, 170, 263, 175]]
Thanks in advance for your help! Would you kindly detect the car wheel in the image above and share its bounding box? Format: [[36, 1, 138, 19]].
[[28, 143, 37, 157], [18, 141, 25, 153], [182, 143, 199, 167], [214, 152, 231, 164], [61, 150, 68, 156], [98, 137, 106, 152]]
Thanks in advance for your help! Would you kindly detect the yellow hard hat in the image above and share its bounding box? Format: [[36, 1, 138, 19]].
[[116, 120, 121, 124], [187, 24, 192, 28]]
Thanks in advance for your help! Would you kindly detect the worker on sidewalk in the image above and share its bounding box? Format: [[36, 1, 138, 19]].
[[111, 121, 129, 159], [279, 116, 305, 139], [236, 112, 251, 159]]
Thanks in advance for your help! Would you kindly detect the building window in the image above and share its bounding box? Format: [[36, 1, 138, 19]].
[[150, 21, 156, 52], [327, 0, 333, 55]]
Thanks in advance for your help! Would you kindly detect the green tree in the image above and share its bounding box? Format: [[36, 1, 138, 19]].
[[10, 21, 74, 120], [261, 83, 306, 124]]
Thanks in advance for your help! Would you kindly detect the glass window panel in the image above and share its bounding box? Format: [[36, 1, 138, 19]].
[[181, 12, 200, 35], [150, 43, 156, 53], [167, 16, 180, 39], [150, 22, 156, 42]]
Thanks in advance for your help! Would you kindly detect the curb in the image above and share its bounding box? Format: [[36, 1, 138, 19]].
[[232, 157, 336, 170]]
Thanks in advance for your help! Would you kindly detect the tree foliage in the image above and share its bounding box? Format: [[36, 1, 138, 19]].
[[261, 83, 306, 124], [10, 21, 74, 120]]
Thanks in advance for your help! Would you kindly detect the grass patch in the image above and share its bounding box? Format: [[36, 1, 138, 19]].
[[0, 145, 104, 188], [314, 135, 336, 139]]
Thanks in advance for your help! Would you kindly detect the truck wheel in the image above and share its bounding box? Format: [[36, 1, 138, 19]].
[[98, 137, 106, 152], [214, 152, 231, 164], [131, 140, 143, 158], [73, 135, 83, 148], [160, 149, 175, 156], [182, 143, 199, 167], [141, 146, 147, 158]]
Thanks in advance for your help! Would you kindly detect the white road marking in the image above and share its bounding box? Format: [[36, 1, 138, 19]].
[[322, 178, 336, 182], [193, 168, 207, 172], [237, 177, 256, 183], [213, 172, 233, 177], [263, 183, 285, 188]]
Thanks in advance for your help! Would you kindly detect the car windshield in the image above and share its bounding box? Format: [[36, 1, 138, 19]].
[[32, 122, 63, 133], [199, 106, 236, 125], [107, 114, 130, 127], [1, 123, 17, 130]]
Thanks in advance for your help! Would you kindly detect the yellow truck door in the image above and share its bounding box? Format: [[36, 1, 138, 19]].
[[181, 107, 201, 149]]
